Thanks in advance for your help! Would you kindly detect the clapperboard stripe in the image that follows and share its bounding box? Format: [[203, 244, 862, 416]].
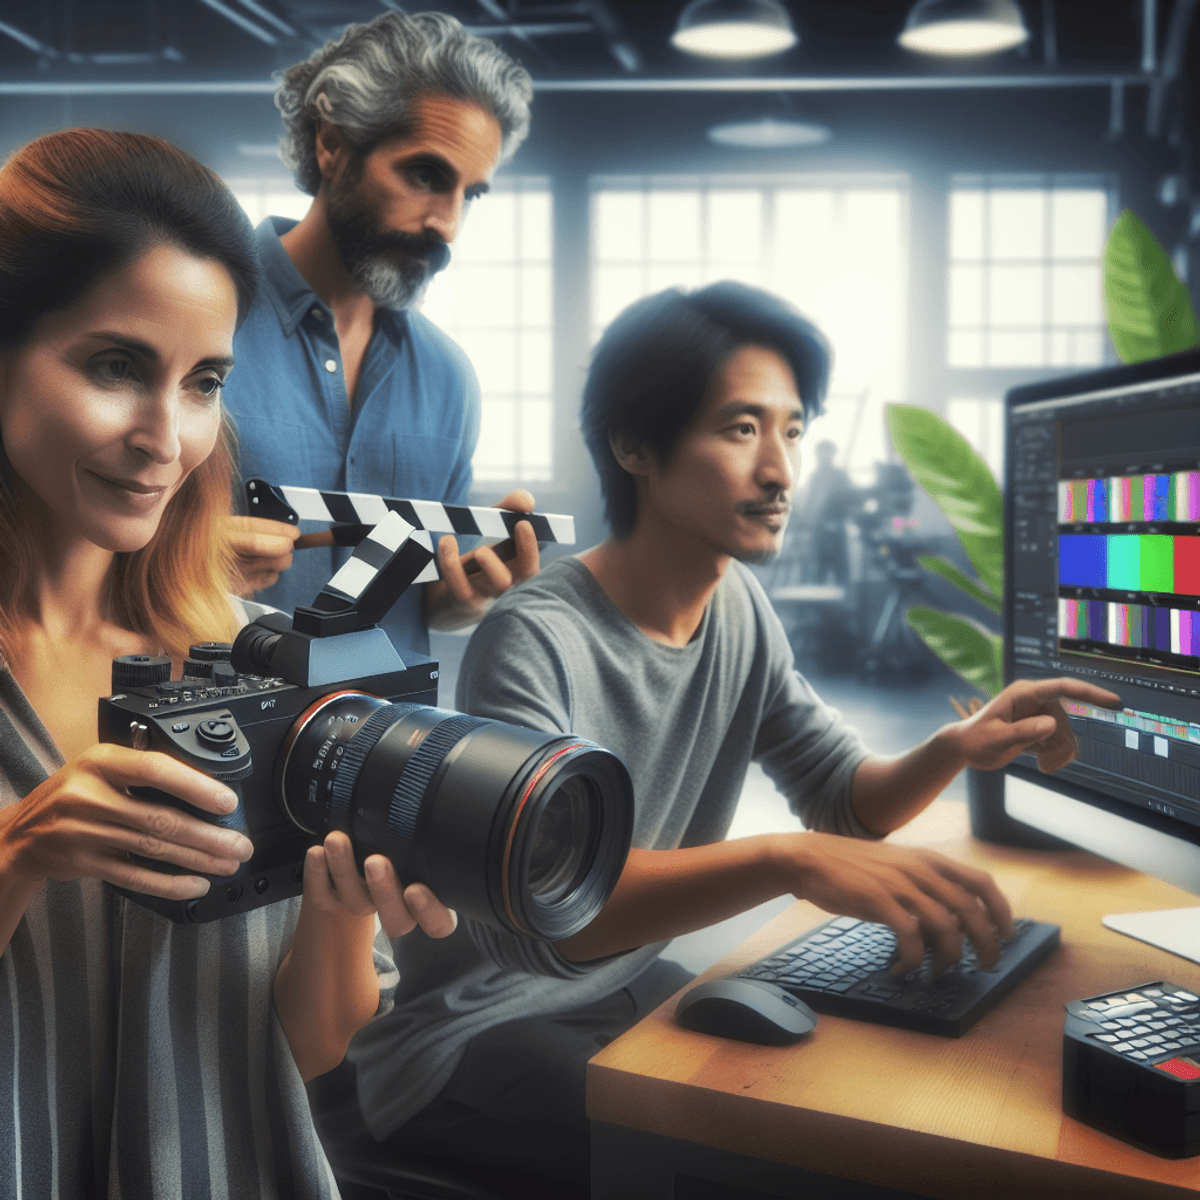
[[319, 510, 420, 603], [246, 479, 576, 545]]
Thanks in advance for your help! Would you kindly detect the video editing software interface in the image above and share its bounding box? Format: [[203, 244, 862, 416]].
[[1007, 363, 1200, 831]]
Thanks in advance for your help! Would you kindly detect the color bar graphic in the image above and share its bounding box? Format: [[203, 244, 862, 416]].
[[1059, 598, 1200, 655], [1058, 533, 1200, 595], [1059, 472, 1200, 523]]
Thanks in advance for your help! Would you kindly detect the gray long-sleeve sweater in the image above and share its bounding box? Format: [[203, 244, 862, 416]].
[[348, 556, 870, 1139]]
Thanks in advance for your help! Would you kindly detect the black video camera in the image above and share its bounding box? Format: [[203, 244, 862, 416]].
[[98, 510, 634, 941]]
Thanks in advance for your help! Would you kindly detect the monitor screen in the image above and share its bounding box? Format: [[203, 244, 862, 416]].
[[1003, 349, 1200, 933]]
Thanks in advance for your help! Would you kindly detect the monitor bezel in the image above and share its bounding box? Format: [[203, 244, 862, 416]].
[[1002, 346, 1200, 865]]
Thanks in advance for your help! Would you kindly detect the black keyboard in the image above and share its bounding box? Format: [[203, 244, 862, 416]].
[[737, 914, 1061, 1036]]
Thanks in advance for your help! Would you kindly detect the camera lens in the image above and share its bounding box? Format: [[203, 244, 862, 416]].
[[525, 776, 597, 905], [276, 694, 632, 940]]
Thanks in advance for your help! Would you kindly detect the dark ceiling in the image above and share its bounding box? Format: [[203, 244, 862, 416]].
[[0, 2, 1195, 197], [0, 1, 1181, 85]]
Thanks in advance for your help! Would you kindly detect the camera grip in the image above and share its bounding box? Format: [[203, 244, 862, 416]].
[[129, 781, 252, 878]]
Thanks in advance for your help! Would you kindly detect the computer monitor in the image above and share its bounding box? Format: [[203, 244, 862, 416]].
[[1003, 347, 1200, 964]]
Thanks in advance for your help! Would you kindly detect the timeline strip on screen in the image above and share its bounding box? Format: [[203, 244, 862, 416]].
[[1064, 699, 1200, 747], [1059, 472, 1200, 523]]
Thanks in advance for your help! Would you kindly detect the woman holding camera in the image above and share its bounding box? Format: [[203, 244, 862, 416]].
[[0, 128, 453, 1198]]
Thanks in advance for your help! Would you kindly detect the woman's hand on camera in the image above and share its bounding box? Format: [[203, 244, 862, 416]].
[[302, 831, 457, 940], [0, 744, 253, 899]]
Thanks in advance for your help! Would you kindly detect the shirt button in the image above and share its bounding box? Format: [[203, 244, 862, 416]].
[[311, 307, 325, 321], [324, 359, 338, 373]]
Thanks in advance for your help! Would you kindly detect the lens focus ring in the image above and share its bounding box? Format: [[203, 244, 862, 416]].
[[330, 703, 421, 825], [388, 715, 488, 858]]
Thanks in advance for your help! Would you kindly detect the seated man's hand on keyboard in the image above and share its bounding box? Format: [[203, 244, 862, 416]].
[[950, 677, 1121, 774], [781, 833, 1013, 974]]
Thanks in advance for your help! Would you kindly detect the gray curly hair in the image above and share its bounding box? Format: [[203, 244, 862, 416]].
[[276, 11, 534, 197]]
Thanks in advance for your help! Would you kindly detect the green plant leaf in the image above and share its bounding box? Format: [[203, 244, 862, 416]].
[[886, 404, 1003, 599], [906, 606, 1003, 698], [1104, 209, 1200, 363], [916, 554, 1001, 615]]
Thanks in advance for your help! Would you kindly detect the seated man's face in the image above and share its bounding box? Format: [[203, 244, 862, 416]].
[[641, 343, 804, 565]]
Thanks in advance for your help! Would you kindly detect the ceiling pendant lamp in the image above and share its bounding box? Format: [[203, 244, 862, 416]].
[[898, 0, 1029, 57], [671, 0, 798, 60], [707, 116, 830, 148]]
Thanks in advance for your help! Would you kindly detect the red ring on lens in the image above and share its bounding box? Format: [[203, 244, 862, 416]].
[[501, 742, 585, 935]]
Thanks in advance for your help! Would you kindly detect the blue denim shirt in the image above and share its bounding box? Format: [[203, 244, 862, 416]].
[[223, 217, 480, 659]]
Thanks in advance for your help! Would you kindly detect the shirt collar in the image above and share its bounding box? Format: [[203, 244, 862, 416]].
[[255, 215, 409, 342]]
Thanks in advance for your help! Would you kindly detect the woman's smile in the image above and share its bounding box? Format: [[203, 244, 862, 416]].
[[82, 467, 175, 510]]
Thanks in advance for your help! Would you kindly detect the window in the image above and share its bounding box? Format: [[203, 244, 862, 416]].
[[590, 176, 909, 484], [948, 177, 1115, 370], [947, 396, 1003, 482], [421, 181, 554, 485], [226, 178, 311, 226]]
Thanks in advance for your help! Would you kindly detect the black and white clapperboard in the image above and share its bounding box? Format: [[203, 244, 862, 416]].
[[245, 479, 577, 582]]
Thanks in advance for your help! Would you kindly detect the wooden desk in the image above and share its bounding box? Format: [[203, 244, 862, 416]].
[[587, 801, 1200, 1200]]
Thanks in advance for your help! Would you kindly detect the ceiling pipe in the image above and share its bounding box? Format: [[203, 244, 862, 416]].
[[464, 22, 594, 36], [473, 0, 554, 65], [1108, 77, 1125, 138], [0, 19, 59, 59], [0, 72, 1158, 97], [235, 0, 297, 38], [197, 0, 277, 46], [575, 0, 641, 73], [1147, 0, 1198, 135], [532, 72, 1153, 91], [1042, 0, 1056, 67]]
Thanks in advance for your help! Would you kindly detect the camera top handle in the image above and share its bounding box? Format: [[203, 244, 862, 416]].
[[231, 509, 434, 687]]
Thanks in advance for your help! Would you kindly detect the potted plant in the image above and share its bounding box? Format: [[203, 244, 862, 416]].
[[885, 402, 1061, 845], [884, 208, 1200, 844]]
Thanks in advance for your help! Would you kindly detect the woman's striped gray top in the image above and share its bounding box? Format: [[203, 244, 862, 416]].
[[0, 658, 396, 1198]]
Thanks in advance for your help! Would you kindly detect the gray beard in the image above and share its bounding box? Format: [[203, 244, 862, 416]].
[[325, 162, 443, 311], [349, 254, 429, 311]]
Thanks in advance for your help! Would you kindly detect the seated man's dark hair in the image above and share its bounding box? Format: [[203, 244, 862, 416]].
[[580, 281, 832, 539]]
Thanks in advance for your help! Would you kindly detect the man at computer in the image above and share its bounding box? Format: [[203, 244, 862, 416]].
[[340, 282, 1121, 1196]]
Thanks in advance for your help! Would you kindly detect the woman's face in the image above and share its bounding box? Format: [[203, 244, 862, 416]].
[[0, 243, 238, 554]]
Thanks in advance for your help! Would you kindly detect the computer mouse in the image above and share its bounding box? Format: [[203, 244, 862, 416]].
[[675, 978, 818, 1045]]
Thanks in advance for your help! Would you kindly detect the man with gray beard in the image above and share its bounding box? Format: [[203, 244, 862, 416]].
[[222, 11, 540, 657]]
